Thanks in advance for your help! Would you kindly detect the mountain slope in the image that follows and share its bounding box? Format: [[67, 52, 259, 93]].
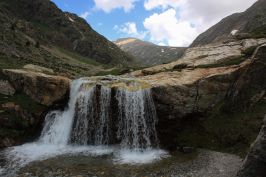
[[191, 0, 266, 47], [114, 38, 186, 66], [0, 0, 136, 77]]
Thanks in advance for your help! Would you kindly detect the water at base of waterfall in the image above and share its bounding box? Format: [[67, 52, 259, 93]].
[[0, 77, 168, 176], [0, 144, 168, 176]]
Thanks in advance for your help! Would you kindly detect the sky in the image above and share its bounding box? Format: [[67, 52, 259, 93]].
[[51, 0, 257, 47]]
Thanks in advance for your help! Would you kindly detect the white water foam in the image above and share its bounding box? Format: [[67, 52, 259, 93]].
[[1, 143, 114, 176], [1, 144, 168, 176], [39, 79, 85, 145], [114, 149, 169, 165]]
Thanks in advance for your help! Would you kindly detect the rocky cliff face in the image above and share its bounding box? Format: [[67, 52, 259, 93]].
[[114, 38, 186, 66], [237, 115, 266, 177], [191, 0, 266, 47], [0, 68, 70, 148], [225, 44, 266, 111], [131, 38, 266, 152]]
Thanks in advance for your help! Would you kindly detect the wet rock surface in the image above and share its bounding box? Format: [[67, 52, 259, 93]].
[[17, 150, 242, 177]]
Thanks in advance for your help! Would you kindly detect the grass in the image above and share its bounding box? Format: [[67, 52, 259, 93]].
[[250, 24, 266, 38], [0, 56, 25, 70], [56, 47, 102, 66], [95, 68, 122, 76]]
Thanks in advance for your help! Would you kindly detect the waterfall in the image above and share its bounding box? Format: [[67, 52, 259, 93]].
[[39, 76, 158, 149], [116, 89, 158, 149], [39, 79, 85, 145], [0, 77, 167, 177]]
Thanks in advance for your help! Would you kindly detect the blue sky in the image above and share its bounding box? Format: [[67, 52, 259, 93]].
[[51, 0, 257, 47]]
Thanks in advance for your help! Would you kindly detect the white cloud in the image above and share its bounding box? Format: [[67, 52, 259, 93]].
[[144, 0, 181, 10], [143, 8, 198, 46], [93, 0, 137, 13], [158, 42, 167, 46], [114, 22, 147, 39], [143, 0, 257, 46], [80, 11, 90, 19]]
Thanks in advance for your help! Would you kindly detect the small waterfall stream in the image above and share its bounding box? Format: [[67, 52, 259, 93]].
[[0, 76, 167, 176], [40, 77, 158, 149]]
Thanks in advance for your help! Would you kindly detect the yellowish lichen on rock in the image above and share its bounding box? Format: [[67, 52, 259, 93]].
[[79, 76, 151, 92]]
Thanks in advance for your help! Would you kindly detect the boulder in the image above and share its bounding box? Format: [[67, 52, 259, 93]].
[[2, 69, 70, 106], [23, 64, 54, 74], [237, 115, 266, 177], [142, 65, 244, 118]]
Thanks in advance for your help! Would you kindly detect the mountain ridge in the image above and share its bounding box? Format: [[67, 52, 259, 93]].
[[114, 38, 186, 66], [0, 0, 137, 77], [191, 0, 266, 47]]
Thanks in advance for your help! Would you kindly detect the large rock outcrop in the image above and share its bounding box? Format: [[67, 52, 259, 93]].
[[237, 115, 266, 177], [140, 62, 245, 149], [130, 38, 266, 77], [2, 69, 70, 106], [0, 68, 71, 148], [225, 44, 266, 111], [135, 40, 266, 150]]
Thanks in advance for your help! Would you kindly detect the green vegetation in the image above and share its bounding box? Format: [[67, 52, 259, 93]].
[[96, 68, 122, 76], [242, 46, 257, 57], [0, 93, 45, 112], [0, 57, 26, 70], [251, 24, 266, 38], [176, 101, 265, 157], [56, 47, 102, 66]]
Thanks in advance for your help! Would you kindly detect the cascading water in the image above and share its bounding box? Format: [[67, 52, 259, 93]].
[[0, 76, 168, 176], [39, 79, 85, 145], [116, 89, 158, 149], [39, 76, 158, 149]]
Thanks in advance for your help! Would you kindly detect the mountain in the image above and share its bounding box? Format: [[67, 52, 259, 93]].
[[191, 0, 266, 47], [0, 0, 136, 77], [114, 38, 186, 66]]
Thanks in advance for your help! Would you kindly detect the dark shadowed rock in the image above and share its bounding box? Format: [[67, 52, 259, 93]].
[[225, 44, 266, 111], [237, 115, 266, 177]]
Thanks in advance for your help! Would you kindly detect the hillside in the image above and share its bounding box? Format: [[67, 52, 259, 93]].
[[114, 38, 186, 66], [191, 0, 266, 47], [0, 0, 136, 77]]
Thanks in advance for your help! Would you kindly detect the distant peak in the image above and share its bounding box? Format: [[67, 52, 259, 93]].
[[114, 38, 139, 46]]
